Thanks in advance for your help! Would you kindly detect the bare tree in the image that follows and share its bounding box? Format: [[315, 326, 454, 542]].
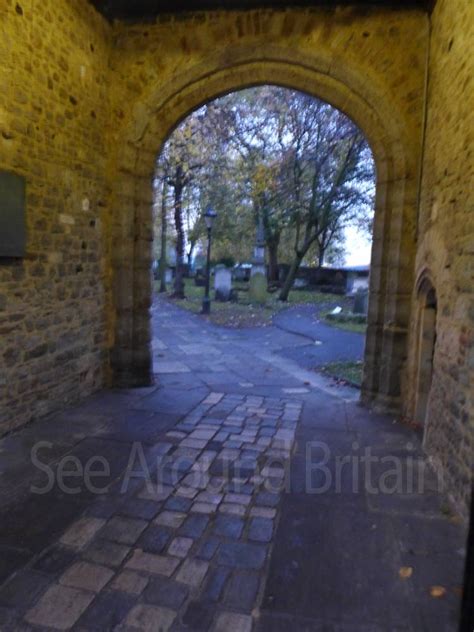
[[216, 88, 293, 285], [155, 87, 374, 302], [158, 178, 169, 293], [156, 112, 211, 298], [277, 95, 374, 301]]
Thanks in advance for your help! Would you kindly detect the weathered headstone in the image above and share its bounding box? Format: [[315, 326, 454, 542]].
[[353, 288, 369, 315], [194, 268, 206, 287], [165, 268, 173, 284], [214, 265, 232, 302], [249, 271, 267, 303]]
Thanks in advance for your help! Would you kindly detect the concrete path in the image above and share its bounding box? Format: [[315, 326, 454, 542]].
[[0, 297, 467, 631], [273, 304, 365, 368]]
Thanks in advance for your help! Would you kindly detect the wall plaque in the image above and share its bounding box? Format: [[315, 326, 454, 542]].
[[0, 171, 26, 257]]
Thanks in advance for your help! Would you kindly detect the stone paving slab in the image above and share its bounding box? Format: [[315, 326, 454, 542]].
[[154, 361, 192, 374], [0, 297, 467, 631]]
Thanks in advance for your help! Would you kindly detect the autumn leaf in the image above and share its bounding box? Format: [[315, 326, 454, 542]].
[[399, 566, 413, 579], [430, 586, 446, 598]]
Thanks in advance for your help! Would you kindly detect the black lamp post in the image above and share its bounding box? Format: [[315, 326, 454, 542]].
[[202, 207, 217, 314]]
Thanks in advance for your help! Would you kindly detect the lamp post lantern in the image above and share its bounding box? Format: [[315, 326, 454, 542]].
[[202, 207, 217, 315]]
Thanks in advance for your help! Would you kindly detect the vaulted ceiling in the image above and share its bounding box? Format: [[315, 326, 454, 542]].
[[89, 0, 435, 22]]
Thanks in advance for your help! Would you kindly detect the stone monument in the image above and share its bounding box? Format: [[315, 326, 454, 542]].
[[249, 217, 267, 303]]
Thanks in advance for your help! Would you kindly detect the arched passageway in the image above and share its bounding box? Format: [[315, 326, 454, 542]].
[[109, 49, 420, 414], [0, 4, 470, 628]]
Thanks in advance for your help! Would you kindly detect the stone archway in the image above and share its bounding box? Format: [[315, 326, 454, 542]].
[[109, 47, 420, 414]]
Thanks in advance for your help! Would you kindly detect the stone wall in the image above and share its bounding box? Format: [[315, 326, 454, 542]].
[[406, 0, 473, 514], [0, 0, 112, 432]]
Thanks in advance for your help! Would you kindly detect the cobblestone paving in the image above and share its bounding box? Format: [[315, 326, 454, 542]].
[[19, 393, 300, 631]]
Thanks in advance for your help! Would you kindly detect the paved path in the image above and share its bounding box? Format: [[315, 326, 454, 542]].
[[273, 304, 365, 368], [0, 298, 467, 631]]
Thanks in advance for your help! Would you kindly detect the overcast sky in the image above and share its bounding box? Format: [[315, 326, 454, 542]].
[[344, 225, 372, 266]]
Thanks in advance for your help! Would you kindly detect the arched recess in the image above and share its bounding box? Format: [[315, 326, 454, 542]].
[[413, 271, 438, 428], [109, 46, 420, 413]]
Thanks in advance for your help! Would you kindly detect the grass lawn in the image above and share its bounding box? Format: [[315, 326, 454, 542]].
[[318, 360, 364, 387], [157, 277, 343, 328]]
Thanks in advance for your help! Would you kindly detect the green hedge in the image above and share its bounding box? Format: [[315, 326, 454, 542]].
[[325, 311, 367, 325]]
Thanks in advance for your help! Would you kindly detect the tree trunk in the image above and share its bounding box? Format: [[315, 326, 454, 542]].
[[173, 167, 186, 299], [187, 241, 196, 268], [159, 181, 168, 293], [279, 252, 303, 301], [267, 239, 280, 285], [318, 248, 325, 268]]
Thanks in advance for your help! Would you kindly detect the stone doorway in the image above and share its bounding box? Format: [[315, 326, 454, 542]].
[[415, 278, 437, 427]]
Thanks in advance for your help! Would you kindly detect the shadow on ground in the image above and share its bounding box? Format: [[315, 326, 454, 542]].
[[0, 296, 466, 631]]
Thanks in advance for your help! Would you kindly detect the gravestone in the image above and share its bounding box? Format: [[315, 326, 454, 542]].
[[249, 271, 267, 303], [214, 266, 232, 302], [165, 268, 173, 284], [353, 288, 369, 315], [194, 268, 206, 287]]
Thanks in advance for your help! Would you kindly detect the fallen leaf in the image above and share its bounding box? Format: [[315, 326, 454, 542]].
[[399, 566, 413, 579], [430, 586, 446, 598]]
